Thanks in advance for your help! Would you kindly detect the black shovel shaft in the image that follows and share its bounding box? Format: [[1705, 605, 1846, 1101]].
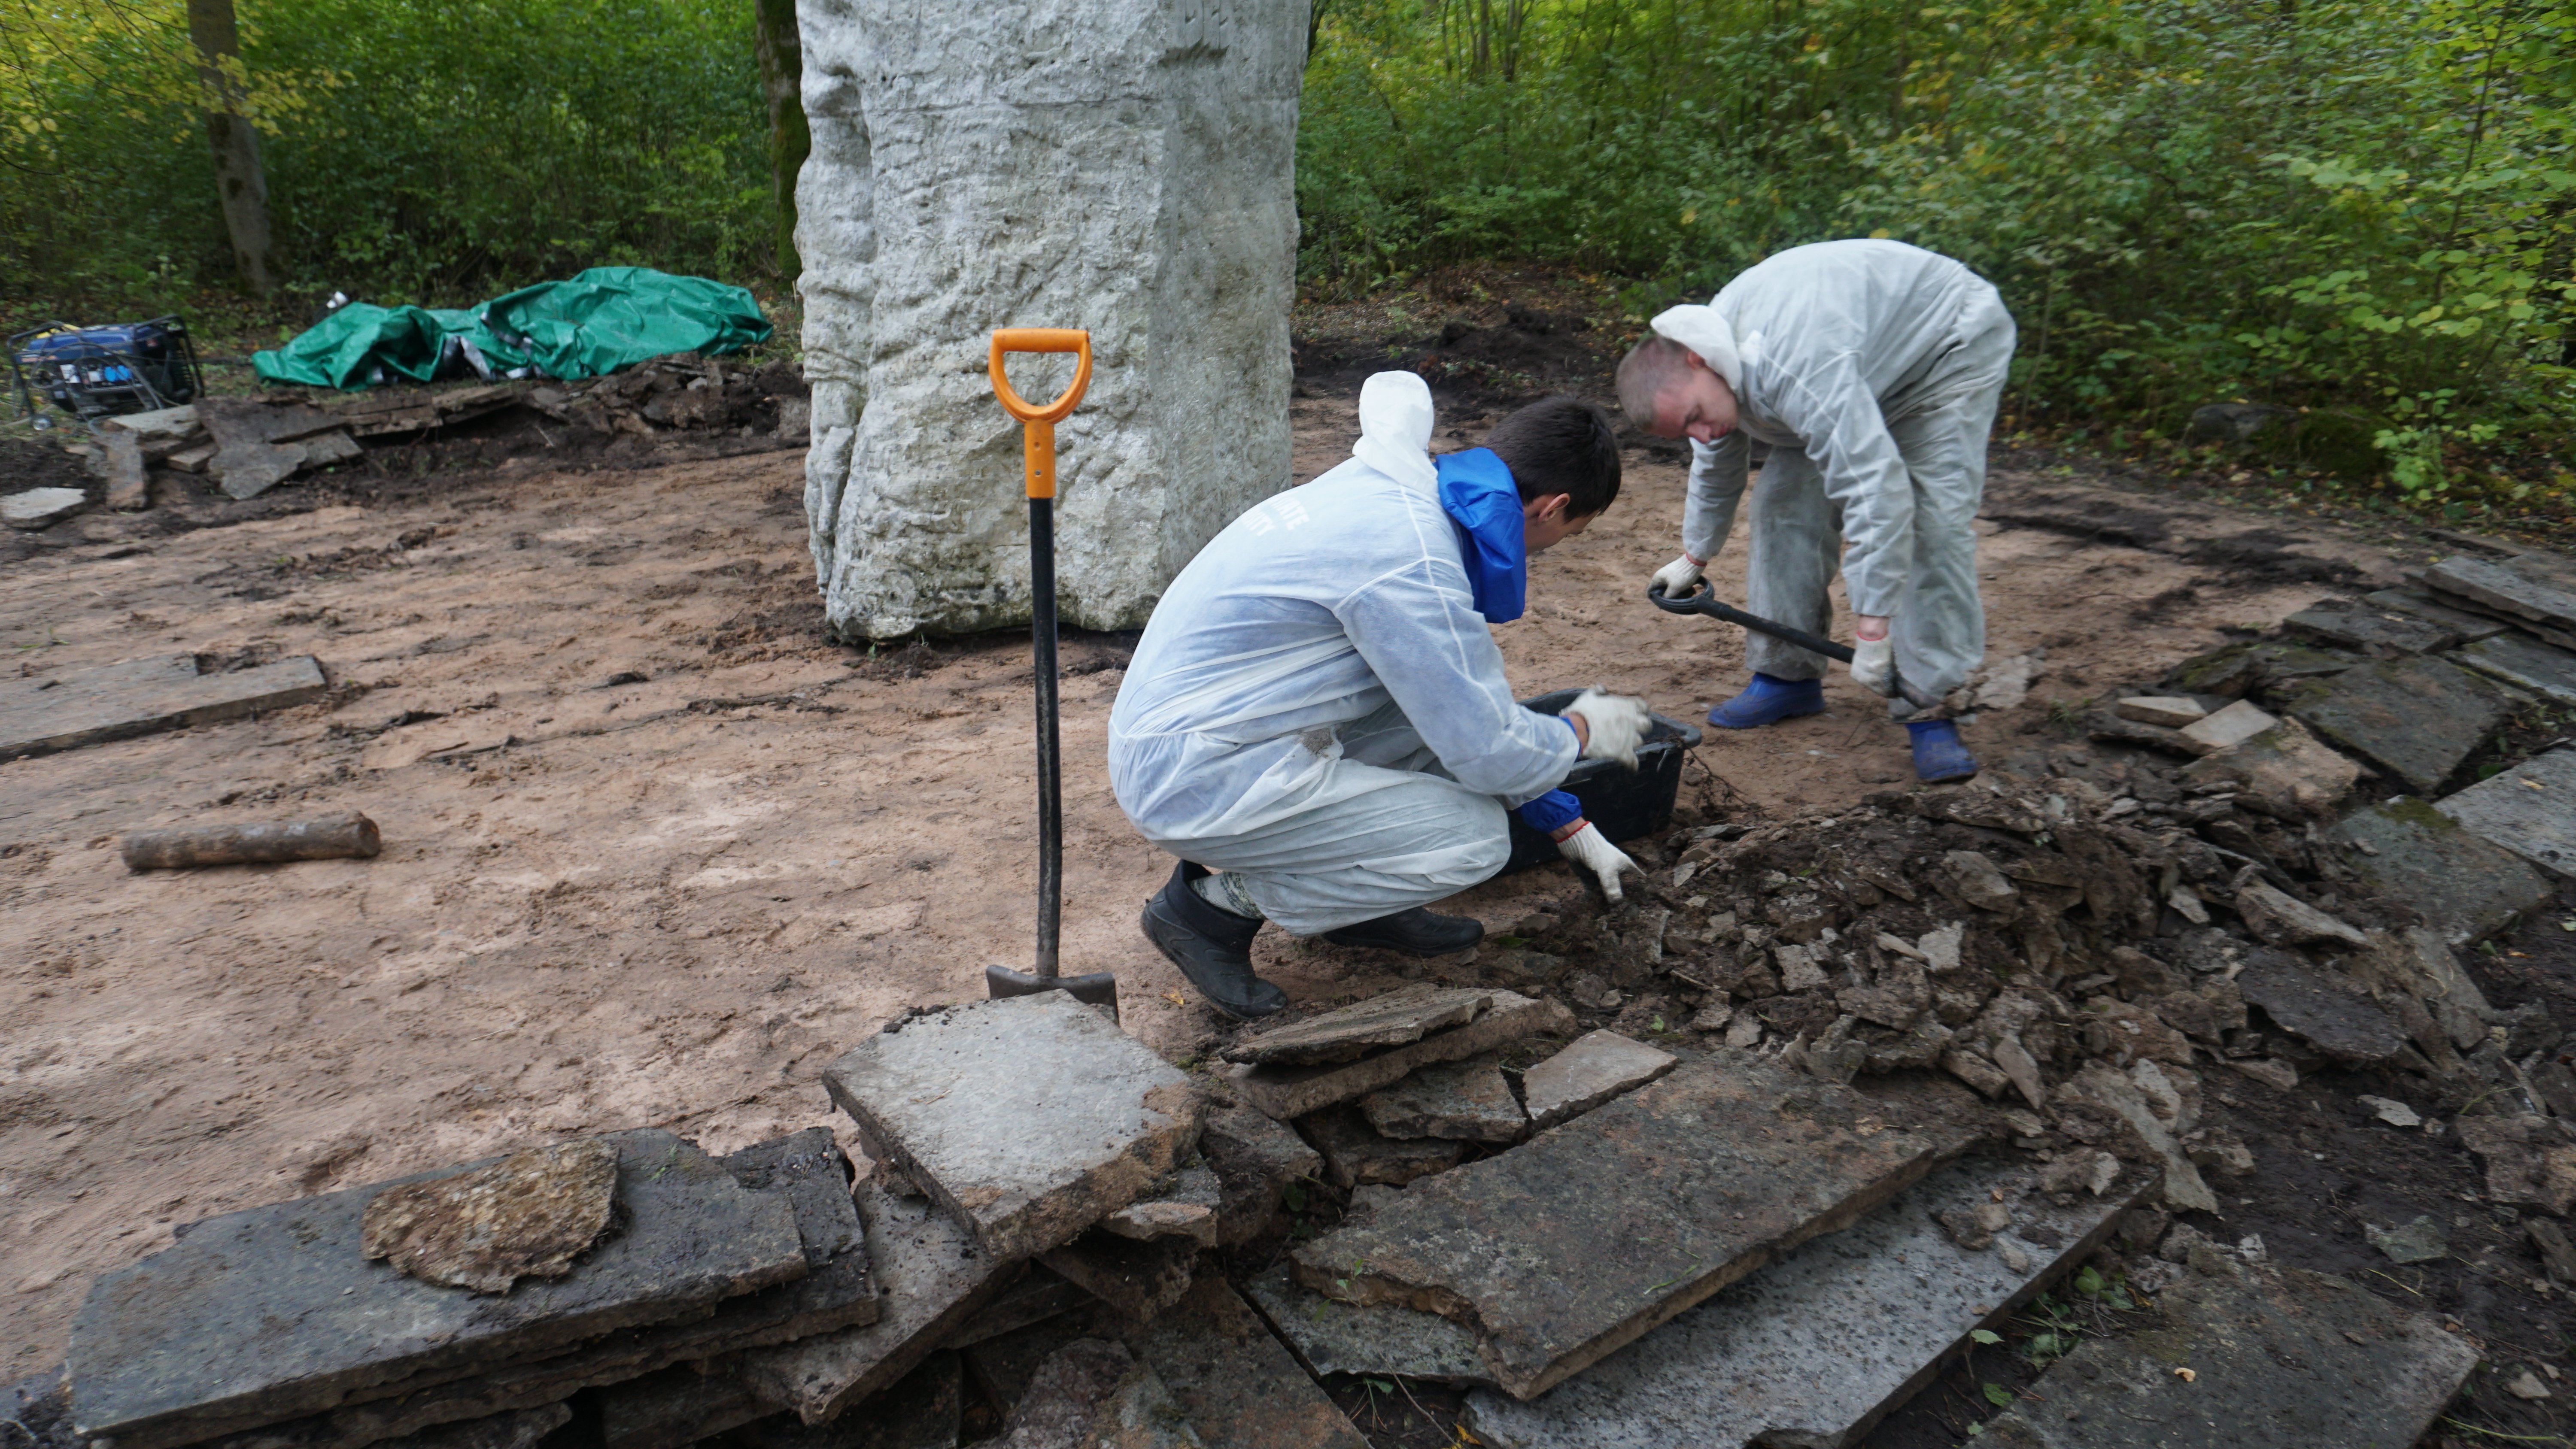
[[1646, 582, 1947, 713], [1030, 495, 1062, 980]]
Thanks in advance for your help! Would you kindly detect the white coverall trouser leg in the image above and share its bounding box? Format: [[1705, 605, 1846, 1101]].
[[1743, 304, 2016, 707], [1149, 702, 1513, 938]]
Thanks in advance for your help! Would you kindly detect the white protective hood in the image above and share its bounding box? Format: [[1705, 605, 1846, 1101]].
[[1349, 370, 1438, 495], [1649, 303, 1743, 393]]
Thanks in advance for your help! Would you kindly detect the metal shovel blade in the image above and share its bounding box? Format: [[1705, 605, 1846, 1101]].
[[985, 963, 1121, 1017]]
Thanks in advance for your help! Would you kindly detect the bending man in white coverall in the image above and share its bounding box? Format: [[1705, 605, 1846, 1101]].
[[1109, 377, 1652, 1019], [1616, 238, 2015, 783]]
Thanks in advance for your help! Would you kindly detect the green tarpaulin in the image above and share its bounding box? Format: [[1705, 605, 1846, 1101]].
[[252, 267, 772, 391]]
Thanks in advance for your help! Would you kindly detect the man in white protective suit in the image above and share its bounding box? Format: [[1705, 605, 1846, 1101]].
[[1108, 376, 1656, 1019], [1616, 238, 2015, 784]]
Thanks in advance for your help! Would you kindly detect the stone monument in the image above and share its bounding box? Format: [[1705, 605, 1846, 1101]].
[[796, 0, 1305, 639]]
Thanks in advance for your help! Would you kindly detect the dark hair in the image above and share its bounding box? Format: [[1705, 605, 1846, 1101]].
[[1485, 395, 1621, 518]]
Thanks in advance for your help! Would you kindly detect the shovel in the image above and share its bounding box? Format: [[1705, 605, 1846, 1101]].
[[1647, 580, 1948, 715], [984, 328, 1119, 1017]]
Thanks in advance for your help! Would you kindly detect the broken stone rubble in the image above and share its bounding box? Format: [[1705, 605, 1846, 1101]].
[[1223, 989, 1573, 1120]]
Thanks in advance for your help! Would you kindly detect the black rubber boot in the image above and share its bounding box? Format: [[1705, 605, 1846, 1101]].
[[1139, 861, 1287, 1020], [1322, 906, 1486, 957]]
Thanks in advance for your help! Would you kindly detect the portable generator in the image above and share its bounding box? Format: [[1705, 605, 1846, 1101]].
[[8, 315, 204, 427]]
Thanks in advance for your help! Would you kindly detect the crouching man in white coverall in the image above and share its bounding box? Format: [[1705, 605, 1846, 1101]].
[[1109, 376, 1653, 1019], [1617, 238, 2015, 783]]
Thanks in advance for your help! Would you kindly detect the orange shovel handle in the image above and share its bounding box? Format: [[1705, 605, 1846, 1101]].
[[990, 329, 1094, 499]]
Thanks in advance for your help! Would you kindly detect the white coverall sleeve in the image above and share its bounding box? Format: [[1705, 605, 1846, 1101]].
[[1681, 431, 1751, 565], [1765, 357, 1917, 617], [1334, 562, 1578, 806]]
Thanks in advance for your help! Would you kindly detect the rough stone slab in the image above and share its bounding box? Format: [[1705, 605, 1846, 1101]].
[[1242, 1264, 1489, 1384], [2284, 598, 2458, 654], [2426, 555, 2576, 642], [2455, 1114, 2576, 1215], [1291, 1051, 1973, 1399], [597, 1369, 762, 1449], [2233, 881, 2369, 949], [68, 1129, 806, 1449], [1299, 1104, 1466, 1189], [1519, 1031, 1677, 1131], [1223, 985, 1492, 1066], [823, 993, 1201, 1260], [720, 1353, 961, 1449], [106, 402, 200, 440], [1198, 1103, 1323, 1245], [736, 1174, 1023, 1426], [2330, 799, 2555, 945], [214, 440, 311, 500], [946, 1265, 1094, 1350], [961, 1310, 1106, 1419], [1976, 1248, 2476, 1449], [361, 1138, 618, 1294], [2114, 696, 2205, 728], [1125, 1276, 1367, 1449], [2282, 653, 2515, 794], [2177, 700, 2276, 755], [3, 486, 86, 530], [200, 395, 352, 449], [1038, 1227, 1198, 1318], [2437, 747, 2576, 879], [2236, 957, 2406, 1064], [0, 653, 328, 761], [1227, 991, 1576, 1121], [2179, 718, 2359, 818], [990, 1340, 1196, 1449], [2366, 587, 2515, 641], [1360, 1055, 1525, 1143], [796, 0, 1301, 638], [2453, 631, 2576, 707], [102, 429, 149, 510], [1099, 1165, 1221, 1244], [1463, 1157, 2151, 1449]]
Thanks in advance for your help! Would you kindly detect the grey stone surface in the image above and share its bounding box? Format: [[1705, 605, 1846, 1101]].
[[1226, 991, 1575, 1120], [1360, 1055, 1525, 1143], [106, 402, 200, 440], [2376, 926, 2499, 1048], [1298, 1104, 1466, 1188], [0, 653, 328, 761], [823, 994, 1202, 1260], [1197, 1103, 1322, 1245], [2282, 653, 2515, 793], [214, 441, 310, 500], [68, 1129, 806, 1449], [2284, 598, 2458, 654], [990, 1340, 1200, 1449], [2454, 631, 2576, 706], [2113, 696, 2204, 727], [1291, 1051, 1973, 1399], [723, 1353, 962, 1449], [2438, 747, 2576, 879], [2426, 555, 2576, 649], [793, 0, 1302, 639], [1519, 1031, 1677, 1131], [1464, 1157, 2148, 1449], [2179, 718, 2360, 818], [1038, 1228, 1199, 1317], [2177, 700, 2277, 755], [2366, 1216, 2448, 1264], [1976, 1249, 2477, 1448], [1125, 1277, 1367, 1449], [1223, 985, 1492, 1067], [2366, 587, 2513, 641], [2236, 957, 2406, 1064], [101, 429, 149, 510], [946, 1265, 1094, 1350], [2, 486, 86, 530], [736, 1173, 1024, 1426], [2329, 799, 2554, 945], [1100, 1165, 1221, 1244], [2233, 881, 2369, 949], [1240, 1264, 1489, 1384], [7, 1370, 77, 1449]]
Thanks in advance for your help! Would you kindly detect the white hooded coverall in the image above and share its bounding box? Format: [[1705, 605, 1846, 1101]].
[[1108, 375, 1576, 936], [1659, 239, 2016, 704]]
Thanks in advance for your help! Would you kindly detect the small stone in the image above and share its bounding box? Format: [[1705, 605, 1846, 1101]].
[[2181, 717, 2361, 818], [2506, 1370, 2552, 1401], [360, 1138, 620, 1294], [1941, 1048, 2012, 1100], [2366, 1216, 2448, 1265], [1917, 924, 1965, 974], [1688, 998, 1734, 1033], [2527, 1219, 2576, 1286], [1299, 1104, 1465, 1188], [2361, 1096, 2422, 1128], [100, 430, 149, 511], [1937, 851, 2020, 912], [1223, 984, 1492, 1066], [2229, 1056, 2300, 1091], [1360, 1055, 1525, 1143], [2037, 1151, 2121, 1200], [1520, 1030, 1679, 1131], [2, 487, 87, 530], [2235, 882, 2371, 949], [2179, 700, 2279, 755], [1724, 1013, 1764, 1049], [1991, 1036, 2048, 1113], [1936, 1201, 2014, 1251], [2454, 1115, 2576, 1216], [1774, 945, 1830, 993], [2116, 696, 2208, 728], [2236, 956, 2407, 1064], [1098, 1166, 1221, 1245], [2168, 886, 2212, 925]]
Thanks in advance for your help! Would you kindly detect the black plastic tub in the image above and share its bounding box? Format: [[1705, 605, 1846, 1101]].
[[1498, 689, 1704, 876]]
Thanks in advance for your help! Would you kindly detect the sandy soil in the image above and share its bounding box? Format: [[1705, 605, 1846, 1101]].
[[0, 399, 2426, 1379]]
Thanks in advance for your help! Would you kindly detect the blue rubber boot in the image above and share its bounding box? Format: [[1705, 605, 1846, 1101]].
[[1707, 673, 1827, 730], [1907, 719, 1980, 783]]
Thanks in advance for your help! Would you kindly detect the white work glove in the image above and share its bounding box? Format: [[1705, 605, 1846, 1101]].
[[1564, 688, 1652, 769], [1557, 822, 1640, 903], [1849, 636, 1896, 697], [1649, 555, 1704, 598]]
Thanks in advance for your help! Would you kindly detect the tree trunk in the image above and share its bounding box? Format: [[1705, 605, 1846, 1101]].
[[754, 0, 810, 282], [186, 0, 276, 297]]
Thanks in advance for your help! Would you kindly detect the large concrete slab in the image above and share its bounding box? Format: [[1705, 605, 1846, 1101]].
[[1291, 1051, 1974, 1399], [68, 1130, 806, 1449], [1224, 985, 1492, 1066], [1977, 1247, 2476, 1448], [0, 653, 329, 760], [2329, 798, 2556, 945], [2454, 631, 2576, 706], [2438, 747, 2576, 879], [2426, 555, 2576, 649], [1125, 1277, 1368, 1449], [1226, 991, 1575, 1120], [823, 994, 1202, 1260], [2280, 653, 2515, 794], [1462, 1157, 2150, 1449]]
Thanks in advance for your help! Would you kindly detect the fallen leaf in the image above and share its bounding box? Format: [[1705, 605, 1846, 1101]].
[[1162, 991, 1188, 1009], [2175, 1367, 2197, 1382]]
